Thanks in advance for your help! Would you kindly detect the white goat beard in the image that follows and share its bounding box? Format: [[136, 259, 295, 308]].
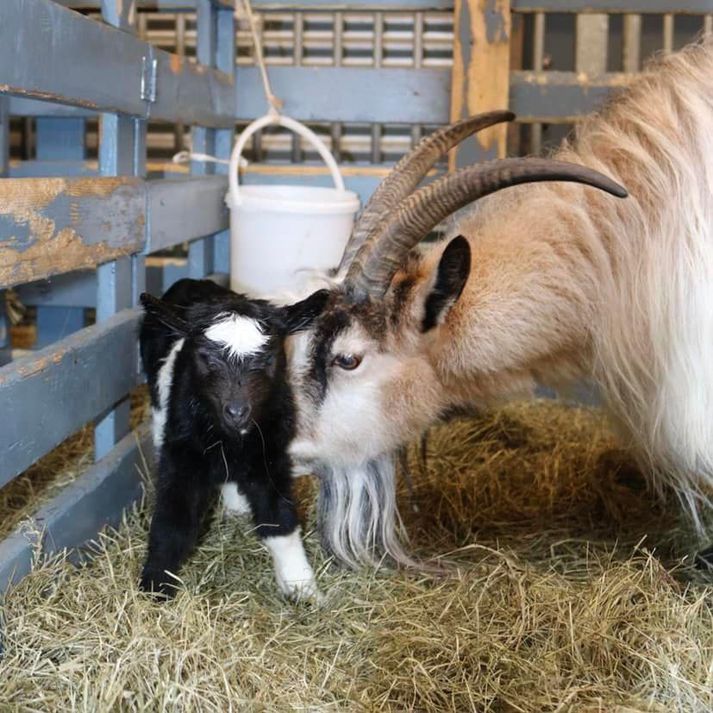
[[315, 453, 417, 569]]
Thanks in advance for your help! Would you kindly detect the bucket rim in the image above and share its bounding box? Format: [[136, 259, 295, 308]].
[[226, 184, 360, 215]]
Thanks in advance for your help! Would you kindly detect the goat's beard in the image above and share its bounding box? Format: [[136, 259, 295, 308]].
[[314, 453, 417, 569]]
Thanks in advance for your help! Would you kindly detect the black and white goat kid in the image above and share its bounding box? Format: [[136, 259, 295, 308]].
[[138, 278, 327, 599]]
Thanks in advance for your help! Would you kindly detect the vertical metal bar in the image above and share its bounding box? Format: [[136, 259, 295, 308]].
[[663, 13, 674, 54], [95, 0, 144, 461], [576, 13, 608, 74], [414, 12, 424, 70], [622, 14, 641, 73], [174, 12, 187, 153], [371, 124, 381, 165], [293, 11, 303, 66], [331, 122, 342, 163], [334, 11, 343, 67], [374, 12, 383, 69], [705, 15, 713, 34], [530, 11, 545, 155]]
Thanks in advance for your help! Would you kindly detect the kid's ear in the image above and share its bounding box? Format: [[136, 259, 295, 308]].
[[280, 289, 331, 334], [420, 235, 471, 332], [139, 293, 190, 336]]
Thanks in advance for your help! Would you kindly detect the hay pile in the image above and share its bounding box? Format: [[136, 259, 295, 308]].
[[1, 402, 711, 711]]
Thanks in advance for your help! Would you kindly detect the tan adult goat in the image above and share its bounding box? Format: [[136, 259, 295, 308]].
[[288, 36, 713, 567]]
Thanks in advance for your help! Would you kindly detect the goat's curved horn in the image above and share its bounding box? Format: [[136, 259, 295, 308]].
[[346, 157, 628, 299], [337, 111, 515, 273]]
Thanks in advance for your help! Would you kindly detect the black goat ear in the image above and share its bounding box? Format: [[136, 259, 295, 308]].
[[421, 235, 470, 332], [280, 289, 331, 334], [139, 293, 189, 336]]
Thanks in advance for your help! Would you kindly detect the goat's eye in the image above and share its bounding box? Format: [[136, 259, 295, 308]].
[[332, 353, 362, 371]]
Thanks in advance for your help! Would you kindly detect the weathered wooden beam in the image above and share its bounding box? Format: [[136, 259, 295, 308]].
[[450, 0, 511, 169], [0, 0, 235, 127], [147, 175, 229, 253], [511, 0, 712, 13], [0, 177, 145, 290], [58, 0, 453, 9], [0, 308, 140, 488], [235, 67, 450, 124], [0, 424, 152, 595], [509, 71, 629, 122]]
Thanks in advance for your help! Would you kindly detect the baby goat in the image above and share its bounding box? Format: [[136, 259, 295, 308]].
[[139, 278, 327, 598], [288, 37, 713, 567]]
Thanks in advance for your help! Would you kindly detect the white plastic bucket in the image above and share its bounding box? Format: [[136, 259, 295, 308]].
[[227, 114, 360, 298]]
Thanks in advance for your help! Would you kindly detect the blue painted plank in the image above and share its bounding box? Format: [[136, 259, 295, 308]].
[[0, 0, 235, 127], [35, 118, 86, 162], [35, 306, 86, 348], [0, 176, 145, 290], [8, 160, 99, 178], [16, 271, 97, 309], [235, 67, 450, 124], [0, 424, 153, 595], [0, 308, 141, 488], [509, 71, 626, 121], [58, 1, 452, 8]]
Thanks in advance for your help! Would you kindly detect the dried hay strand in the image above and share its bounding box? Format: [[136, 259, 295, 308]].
[[1, 401, 711, 712]]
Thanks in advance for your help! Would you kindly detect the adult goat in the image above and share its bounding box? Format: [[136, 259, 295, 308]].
[[288, 36, 713, 567]]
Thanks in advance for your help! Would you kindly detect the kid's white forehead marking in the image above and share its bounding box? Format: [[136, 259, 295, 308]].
[[204, 313, 268, 358]]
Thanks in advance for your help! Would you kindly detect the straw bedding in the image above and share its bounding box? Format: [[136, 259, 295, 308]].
[[0, 401, 711, 712]]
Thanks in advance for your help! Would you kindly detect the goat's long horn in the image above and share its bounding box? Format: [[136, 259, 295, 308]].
[[345, 157, 628, 299], [337, 111, 515, 273]]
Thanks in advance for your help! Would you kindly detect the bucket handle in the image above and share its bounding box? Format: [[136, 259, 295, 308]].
[[228, 114, 345, 205]]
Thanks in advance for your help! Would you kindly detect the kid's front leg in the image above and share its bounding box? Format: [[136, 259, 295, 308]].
[[140, 451, 213, 598], [245, 477, 321, 602]]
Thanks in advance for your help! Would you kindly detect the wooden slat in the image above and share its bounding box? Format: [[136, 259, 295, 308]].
[[235, 67, 450, 124], [147, 175, 229, 253], [0, 177, 145, 289], [0, 308, 140, 487], [0, 424, 152, 595], [511, 0, 712, 13], [0, 175, 239, 287], [450, 0, 511, 169], [0, 0, 235, 127], [59, 1, 454, 8], [509, 71, 629, 122]]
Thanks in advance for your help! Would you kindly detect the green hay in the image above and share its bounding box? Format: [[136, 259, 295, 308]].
[[1, 402, 711, 712]]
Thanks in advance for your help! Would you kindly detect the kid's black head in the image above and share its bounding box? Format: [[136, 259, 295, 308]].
[[140, 289, 329, 436]]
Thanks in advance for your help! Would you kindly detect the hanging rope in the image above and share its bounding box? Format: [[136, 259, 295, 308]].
[[236, 0, 284, 116], [172, 151, 247, 169]]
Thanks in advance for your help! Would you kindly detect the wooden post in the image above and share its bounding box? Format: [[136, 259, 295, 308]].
[[95, 0, 146, 460], [450, 0, 511, 170]]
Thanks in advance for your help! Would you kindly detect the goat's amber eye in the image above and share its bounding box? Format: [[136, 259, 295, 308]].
[[332, 353, 362, 371]]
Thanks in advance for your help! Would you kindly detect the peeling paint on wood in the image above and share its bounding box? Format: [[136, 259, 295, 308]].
[[450, 0, 511, 169], [0, 177, 145, 289]]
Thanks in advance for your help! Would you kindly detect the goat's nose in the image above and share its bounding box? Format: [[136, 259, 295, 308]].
[[224, 403, 251, 424]]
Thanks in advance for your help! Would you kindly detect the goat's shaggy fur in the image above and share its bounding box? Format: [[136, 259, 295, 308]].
[[290, 36, 713, 566]]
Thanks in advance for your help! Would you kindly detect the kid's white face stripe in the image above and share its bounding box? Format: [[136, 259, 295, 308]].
[[204, 313, 267, 358]]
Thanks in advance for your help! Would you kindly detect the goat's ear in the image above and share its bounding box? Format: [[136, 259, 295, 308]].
[[139, 293, 189, 336], [421, 235, 470, 332], [280, 289, 331, 334]]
